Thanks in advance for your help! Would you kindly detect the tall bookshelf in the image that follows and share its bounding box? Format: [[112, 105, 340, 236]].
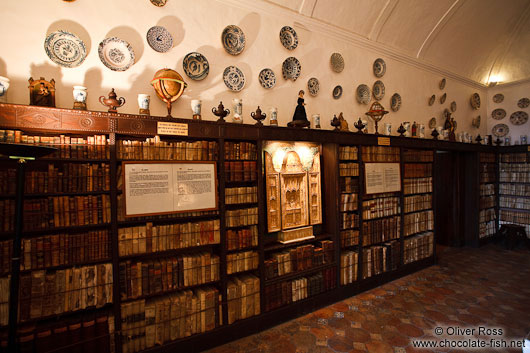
[[479, 152, 497, 242]]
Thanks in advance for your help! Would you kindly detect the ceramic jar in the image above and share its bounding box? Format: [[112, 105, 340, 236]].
[[384, 123, 391, 136], [269, 107, 278, 126], [72, 86, 87, 110], [138, 94, 150, 115], [0, 76, 10, 103], [232, 98, 243, 123], [312, 114, 321, 129], [191, 99, 202, 120]]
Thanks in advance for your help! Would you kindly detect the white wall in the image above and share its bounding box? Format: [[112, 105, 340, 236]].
[[0, 0, 488, 137], [486, 81, 530, 145]]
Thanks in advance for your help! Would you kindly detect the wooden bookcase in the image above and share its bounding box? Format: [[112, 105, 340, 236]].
[[0, 103, 525, 353]]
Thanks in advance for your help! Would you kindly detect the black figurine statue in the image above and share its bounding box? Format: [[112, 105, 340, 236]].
[[288, 90, 310, 128]]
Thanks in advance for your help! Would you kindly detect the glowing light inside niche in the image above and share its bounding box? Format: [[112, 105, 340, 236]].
[[488, 74, 504, 84], [272, 149, 286, 172], [264, 141, 321, 172]]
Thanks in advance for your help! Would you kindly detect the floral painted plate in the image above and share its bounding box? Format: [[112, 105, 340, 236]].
[[282, 57, 301, 81], [372, 80, 385, 100], [391, 93, 401, 112], [307, 77, 319, 96], [491, 108, 506, 120], [470, 92, 480, 109], [183, 52, 209, 81], [222, 25, 245, 55], [356, 84, 371, 104], [279, 26, 298, 50], [44, 30, 87, 68], [440, 93, 446, 104], [259, 68, 276, 89], [429, 95, 435, 106], [98, 37, 135, 71], [492, 123, 509, 137], [439, 78, 446, 90], [493, 93, 504, 103], [223, 66, 245, 91], [510, 111, 528, 125], [518, 97, 529, 108], [373, 58, 386, 78], [147, 26, 173, 53], [330, 53, 344, 73]]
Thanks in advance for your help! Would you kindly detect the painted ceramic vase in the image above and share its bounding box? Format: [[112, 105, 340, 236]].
[[73, 85, 87, 110], [191, 99, 202, 120], [232, 98, 243, 123], [384, 123, 391, 136], [269, 107, 278, 126], [138, 94, 150, 115]]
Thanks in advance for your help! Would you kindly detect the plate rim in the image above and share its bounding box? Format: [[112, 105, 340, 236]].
[[98, 36, 135, 71]]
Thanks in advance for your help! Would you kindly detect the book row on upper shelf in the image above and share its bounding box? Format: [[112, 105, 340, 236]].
[[362, 216, 400, 246], [403, 163, 432, 178], [118, 139, 218, 161], [404, 210, 434, 237], [224, 141, 257, 161], [499, 184, 530, 197], [404, 194, 432, 213], [500, 153, 528, 163], [362, 196, 400, 219], [403, 177, 433, 195], [225, 186, 258, 205]]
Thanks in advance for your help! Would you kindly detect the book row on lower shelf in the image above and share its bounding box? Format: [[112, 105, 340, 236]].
[[404, 194, 432, 214], [119, 253, 220, 300], [362, 216, 400, 246], [227, 225, 258, 251], [340, 193, 358, 212], [225, 186, 258, 205], [499, 196, 530, 210], [404, 210, 434, 237], [499, 183, 530, 197], [403, 232, 434, 264], [362, 241, 400, 279], [499, 163, 530, 183], [117, 139, 218, 161], [499, 210, 530, 233], [18, 263, 113, 322], [403, 177, 432, 195], [226, 251, 259, 275], [362, 196, 400, 219], [225, 207, 258, 228], [118, 220, 220, 257], [0, 276, 9, 326], [224, 161, 257, 182], [339, 163, 359, 177], [0, 241, 11, 275], [340, 251, 358, 285]]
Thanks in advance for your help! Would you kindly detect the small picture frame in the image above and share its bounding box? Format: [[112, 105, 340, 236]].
[[28, 77, 56, 107]]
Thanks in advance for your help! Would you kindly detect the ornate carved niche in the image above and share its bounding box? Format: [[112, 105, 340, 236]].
[[279, 151, 308, 230]]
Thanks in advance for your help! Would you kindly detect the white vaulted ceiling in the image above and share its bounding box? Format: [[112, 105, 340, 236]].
[[265, 0, 530, 86]]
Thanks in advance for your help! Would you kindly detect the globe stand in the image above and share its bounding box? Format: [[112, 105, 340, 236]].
[[365, 101, 388, 135]]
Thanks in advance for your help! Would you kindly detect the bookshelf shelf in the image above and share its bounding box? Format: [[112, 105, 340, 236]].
[[17, 302, 113, 326], [263, 234, 331, 252], [19, 257, 112, 274], [118, 243, 220, 261], [119, 279, 221, 303], [117, 214, 219, 227]]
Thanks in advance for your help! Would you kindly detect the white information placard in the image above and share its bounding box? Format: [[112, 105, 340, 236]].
[[364, 163, 401, 194], [123, 161, 217, 216]]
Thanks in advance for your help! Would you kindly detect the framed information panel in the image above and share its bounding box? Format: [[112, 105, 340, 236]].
[[123, 161, 218, 217], [364, 162, 401, 194]]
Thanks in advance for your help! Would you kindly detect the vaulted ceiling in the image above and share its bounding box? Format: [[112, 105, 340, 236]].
[[265, 0, 530, 86]]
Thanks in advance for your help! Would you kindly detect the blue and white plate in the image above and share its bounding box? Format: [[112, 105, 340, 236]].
[[147, 26, 173, 53], [333, 85, 342, 99], [222, 25, 245, 55], [307, 77, 319, 96], [492, 108, 506, 120], [518, 97, 529, 109], [356, 84, 371, 104], [282, 57, 301, 81], [98, 37, 135, 71], [280, 26, 298, 50], [183, 52, 209, 81], [330, 53, 344, 73], [259, 68, 276, 89], [492, 123, 509, 137], [372, 80, 385, 100], [470, 92, 480, 109], [44, 30, 87, 68], [373, 58, 386, 78], [391, 93, 401, 112], [223, 66, 245, 91]]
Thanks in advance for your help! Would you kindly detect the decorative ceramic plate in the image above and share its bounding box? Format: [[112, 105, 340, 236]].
[[356, 84, 371, 104], [510, 111, 529, 125], [492, 108, 506, 120], [518, 97, 530, 108], [183, 52, 209, 81], [493, 93, 504, 103], [222, 25, 245, 55], [282, 57, 301, 81], [373, 58, 386, 78], [279, 26, 298, 50], [44, 30, 87, 68], [492, 123, 509, 137], [450, 101, 457, 112], [372, 80, 385, 100], [470, 92, 481, 109], [429, 117, 436, 129], [332, 85, 342, 99], [223, 66, 245, 91], [258, 68, 276, 89], [472, 115, 481, 128], [147, 26, 173, 53], [440, 93, 446, 104], [98, 37, 135, 71], [307, 77, 319, 96], [150, 0, 166, 6], [439, 78, 446, 90], [429, 95, 435, 106], [391, 93, 401, 112], [330, 53, 344, 73]]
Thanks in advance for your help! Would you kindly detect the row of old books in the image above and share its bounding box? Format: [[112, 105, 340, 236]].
[[362, 241, 400, 279], [117, 139, 218, 161], [500, 210, 530, 225], [0, 130, 110, 160], [225, 186, 258, 204], [499, 172, 530, 183], [226, 251, 258, 275], [341, 176, 359, 193], [339, 163, 359, 177], [403, 177, 432, 195], [340, 251, 358, 285], [403, 232, 434, 264], [224, 161, 257, 182], [479, 152, 496, 163], [118, 220, 220, 257], [119, 253, 220, 300], [1, 199, 15, 231], [403, 163, 432, 178], [224, 141, 257, 160], [225, 207, 258, 227], [0, 276, 9, 326], [480, 183, 495, 197], [339, 146, 358, 160], [362, 216, 400, 246], [500, 196, 530, 210], [479, 208, 496, 224], [20, 195, 111, 231], [362, 196, 400, 219], [0, 240, 11, 275], [264, 241, 334, 280], [18, 264, 113, 321], [480, 196, 496, 210], [121, 287, 219, 353], [340, 193, 358, 212], [404, 194, 432, 213], [403, 150, 433, 163], [227, 225, 258, 251], [341, 212, 359, 230], [263, 268, 336, 312], [499, 183, 530, 197], [500, 153, 527, 163], [362, 146, 400, 162], [340, 229, 359, 248], [404, 210, 434, 237], [479, 163, 496, 183], [21, 230, 110, 271], [479, 219, 497, 238], [4, 314, 113, 353], [227, 274, 260, 324], [0, 169, 15, 194]]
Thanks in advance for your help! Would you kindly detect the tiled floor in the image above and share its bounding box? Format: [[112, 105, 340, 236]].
[[207, 244, 530, 353]]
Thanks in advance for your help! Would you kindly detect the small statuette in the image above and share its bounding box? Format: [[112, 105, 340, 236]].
[[212, 101, 230, 123], [29, 77, 56, 107], [138, 94, 150, 115], [338, 113, 349, 132], [475, 134, 482, 144], [431, 128, 439, 140], [99, 88, 125, 113], [397, 124, 406, 137], [73, 86, 87, 110], [354, 118, 366, 134], [269, 107, 278, 126], [191, 99, 202, 120], [331, 114, 340, 131], [250, 106, 266, 126]]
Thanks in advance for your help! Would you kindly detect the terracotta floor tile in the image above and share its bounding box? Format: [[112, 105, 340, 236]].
[[364, 340, 394, 353]]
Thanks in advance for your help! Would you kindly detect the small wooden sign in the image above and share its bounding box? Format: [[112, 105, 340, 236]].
[[157, 121, 188, 136], [377, 137, 390, 146]]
